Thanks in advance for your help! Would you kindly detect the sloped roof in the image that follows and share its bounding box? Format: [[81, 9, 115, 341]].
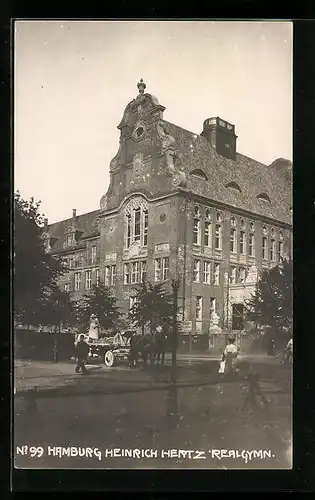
[[47, 209, 100, 252], [163, 120, 292, 225]]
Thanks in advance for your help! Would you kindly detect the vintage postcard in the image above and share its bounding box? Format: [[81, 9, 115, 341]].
[[14, 20, 292, 471]]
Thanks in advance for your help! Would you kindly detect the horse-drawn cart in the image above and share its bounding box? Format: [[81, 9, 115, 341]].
[[74, 332, 134, 367]]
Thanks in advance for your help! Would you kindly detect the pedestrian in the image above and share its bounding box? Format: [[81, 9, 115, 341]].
[[129, 332, 139, 368], [75, 334, 90, 374], [222, 337, 239, 381], [155, 325, 166, 367], [242, 365, 269, 411]]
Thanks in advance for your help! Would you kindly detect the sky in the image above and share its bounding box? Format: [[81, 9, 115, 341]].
[[14, 20, 292, 223]]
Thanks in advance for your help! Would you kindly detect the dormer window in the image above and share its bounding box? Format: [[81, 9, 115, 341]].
[[190, 169, 208, 181], [67, 233, 75, 246], [225, 182, 242, 193], [257, 193, 271, 203]]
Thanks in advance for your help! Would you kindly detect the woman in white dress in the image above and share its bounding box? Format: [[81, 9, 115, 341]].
[[222, 337, 239, 380]]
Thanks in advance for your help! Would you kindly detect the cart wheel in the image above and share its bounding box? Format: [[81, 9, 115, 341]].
[[104, 350, 115, 367]]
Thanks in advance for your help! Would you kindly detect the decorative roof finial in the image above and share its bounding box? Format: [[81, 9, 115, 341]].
[[137, 78, 146, 94]]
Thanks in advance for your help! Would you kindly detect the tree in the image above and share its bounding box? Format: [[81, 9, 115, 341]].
[[129, 280, 175, 334], [14, 192, 67, 326], [245, 258, 293, 337], [39, 285, 78, 331], [36, 285, 78, 363], [76, 284, 122, 334]]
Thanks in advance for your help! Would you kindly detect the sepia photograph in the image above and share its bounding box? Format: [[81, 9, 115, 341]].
[[13, 20, 292, 470]]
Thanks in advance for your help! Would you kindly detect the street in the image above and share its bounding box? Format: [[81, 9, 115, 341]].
[[14, 354, 292, 469]]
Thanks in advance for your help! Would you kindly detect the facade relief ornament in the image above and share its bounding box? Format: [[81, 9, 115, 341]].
[[156, 120, 187, 187], [124, 196, 148, 215], [100, 195, 108, 210], [132, 152, 145, 177], [105, 252, 117, 262], [155, 243, 170, 253]]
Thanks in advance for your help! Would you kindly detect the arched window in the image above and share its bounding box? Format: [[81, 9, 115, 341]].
[[124, 196, 149, 248], [190, 169, 208, 181], [193, 205, 201, 245], [215, 211, 222, 250], [204, 209, 212, 247], [225, 181, 242, 193], [257, 193, 271, 203]]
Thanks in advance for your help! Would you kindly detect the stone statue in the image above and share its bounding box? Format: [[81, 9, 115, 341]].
[[88, 314, 100, 341], [210, 311, 220, 329], [157, 121, 187, 187]]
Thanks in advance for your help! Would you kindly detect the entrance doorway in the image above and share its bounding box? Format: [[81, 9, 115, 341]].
[[232, 303, 245, 331]]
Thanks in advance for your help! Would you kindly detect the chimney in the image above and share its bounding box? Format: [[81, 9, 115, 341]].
[[72, 209, 77, 220], [201, 117, 237, 161], [44, 218, 48, 231]]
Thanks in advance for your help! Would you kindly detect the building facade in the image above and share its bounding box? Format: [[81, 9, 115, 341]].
[[43, 80, 292, 343]]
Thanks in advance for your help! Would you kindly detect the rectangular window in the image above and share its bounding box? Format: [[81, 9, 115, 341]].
[[85, 270, 92, 290], [262, 236, 268, 260], [131, 261, 140, 284], [210, 297, 216, 313], [230, 266, 237, 284], [126, 214, 131, 248], [248, 233, 255, 257], [155, 258, 162, 282], [204, 221, 212, 247], [162, 257, 170, 281], [74, 272, 81, 291], [196, 296, 203, 321], [278, 241, 284, 260], [141, 260, 147, 282], [134, 208, 141, 242], [111, 265, 116, 286], [214, 263, 220, 285], [91, 245, 97, 264], [215, 224, 222, 250], [193, 218, 201, 245], [239, 231, 246, 254], [124, 263, 130, 284], [203, 261, 211, 284], [64, 283, 70, 292], [95, 268, 100, 286], [230, 228, 236, 253], [143, 209, 148, 246], [105, 266, 110, 286], [239, 267, 246, 283], [68, 257, 74, 269], [270, 239, 276, 261], [193, 259, 201, 282]]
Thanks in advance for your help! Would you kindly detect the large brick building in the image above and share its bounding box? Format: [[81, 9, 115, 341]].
[[42, 79, 292, 345]]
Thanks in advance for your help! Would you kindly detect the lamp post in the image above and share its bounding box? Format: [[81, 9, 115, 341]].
[[224, 270, 230, 332], [166, 279, 180, 423], [170, 279, 179, 386]]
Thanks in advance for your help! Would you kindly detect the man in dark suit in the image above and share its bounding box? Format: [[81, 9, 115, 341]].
[[75, 335, 90, 374]]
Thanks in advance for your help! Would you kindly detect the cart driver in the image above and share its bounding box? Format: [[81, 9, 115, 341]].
[[113, 331, 126, 346]]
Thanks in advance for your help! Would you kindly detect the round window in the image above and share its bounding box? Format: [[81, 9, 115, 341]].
[[160, 213, 166, 223], [136, 126, 144, 138]]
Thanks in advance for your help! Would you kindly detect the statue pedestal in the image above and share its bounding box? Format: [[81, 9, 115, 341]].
[[208, 326, 222, 352]]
